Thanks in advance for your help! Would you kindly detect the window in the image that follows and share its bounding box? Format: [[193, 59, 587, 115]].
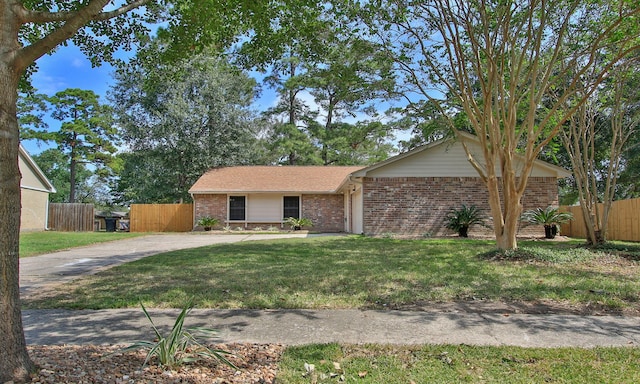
[[283, 196, 300, 219], [229, 196, 246, 221]]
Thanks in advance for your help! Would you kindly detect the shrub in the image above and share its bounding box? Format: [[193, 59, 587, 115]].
[[284, 217, 313, 230], [445, 205, 485, 237], [197, 216, 219, 231], [120, 301, 236, 369], [522, 206, 573, 239]]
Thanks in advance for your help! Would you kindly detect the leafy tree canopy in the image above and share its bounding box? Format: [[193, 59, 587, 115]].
[[111, 51, 265, 203]]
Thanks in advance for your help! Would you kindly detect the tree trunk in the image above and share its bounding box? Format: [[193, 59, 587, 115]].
[[69, 148, 77, 203], [486, 175, 521, 251], [499, 202, 521, 249], [0, 62, 35, 383]]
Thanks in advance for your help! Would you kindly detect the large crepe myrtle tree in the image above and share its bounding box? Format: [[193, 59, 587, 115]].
[[354, 0, 640, 250], [0, 0, 323, 381]]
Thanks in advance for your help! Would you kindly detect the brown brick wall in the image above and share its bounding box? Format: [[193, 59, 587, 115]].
[[302, 194, 345, 232], [193, 193, 345, 232], [362, 177, 559, 237], [193, 194, 227, 226]]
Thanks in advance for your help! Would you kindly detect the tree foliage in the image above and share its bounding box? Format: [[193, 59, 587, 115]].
[[111, 52, 264, 203], [20, 88, 118, 202], [30, 148, 93, 203], [257, 29, 397, 165], [354, 0, 640, 250]]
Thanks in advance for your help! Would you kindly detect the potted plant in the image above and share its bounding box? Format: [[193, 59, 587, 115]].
[[445, 205, 485, 237], [197, 216, 219, 231], [522, 206, 573, 239], [284, 217, 313, 231]]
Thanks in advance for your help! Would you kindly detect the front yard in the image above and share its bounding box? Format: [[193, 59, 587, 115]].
[[22, 236, 640, 315], [21, 235, 640, 383]]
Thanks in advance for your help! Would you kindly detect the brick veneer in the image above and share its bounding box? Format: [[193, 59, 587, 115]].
[[193, 193, 345, 232], [193, 194, 227, 226], [362, 177, 559, 237], [302, 194, 345, 232]]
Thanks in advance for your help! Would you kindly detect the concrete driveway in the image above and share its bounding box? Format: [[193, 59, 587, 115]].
[[19, 232, 331, 296]]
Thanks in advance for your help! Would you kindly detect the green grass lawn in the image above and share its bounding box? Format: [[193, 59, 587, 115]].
[[19, 231, 147, 258], [277, 344, 640, 383], [22, 236, 640, 312], [21, 235, 640, 382]]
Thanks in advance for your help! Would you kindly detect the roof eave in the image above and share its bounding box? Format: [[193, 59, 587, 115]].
[[190, 190, 342, 195], [19, 144, 57, 193]]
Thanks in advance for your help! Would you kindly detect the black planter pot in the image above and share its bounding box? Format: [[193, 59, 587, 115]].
[[544, 224, 557, 239]]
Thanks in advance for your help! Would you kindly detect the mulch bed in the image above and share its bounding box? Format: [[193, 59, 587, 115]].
[[28, 343, 284, 384]]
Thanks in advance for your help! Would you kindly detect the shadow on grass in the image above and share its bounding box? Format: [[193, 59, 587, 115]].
[[22, 237, 640, 316]]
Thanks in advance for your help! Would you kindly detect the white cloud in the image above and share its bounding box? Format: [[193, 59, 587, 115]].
[[71, 57, 85, 68], [31, 74, 69, 95]]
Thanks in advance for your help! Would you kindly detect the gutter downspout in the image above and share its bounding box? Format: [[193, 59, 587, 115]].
[[347, 176, 364, 234], [44, 198, 51, 230], [190, 192, 196, 231]]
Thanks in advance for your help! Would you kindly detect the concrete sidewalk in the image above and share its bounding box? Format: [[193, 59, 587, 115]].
[[23, 308, 640, 348]]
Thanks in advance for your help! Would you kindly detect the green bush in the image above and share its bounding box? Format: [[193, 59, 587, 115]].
[[197, 216, 219, 231], [284, 217, 313, 230], [522, 207, 573, 239], [445, 205, 485, 237]]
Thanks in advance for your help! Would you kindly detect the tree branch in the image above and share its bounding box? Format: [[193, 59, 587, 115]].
[[22, 0, 148, 23], [94, 0, 150, 21], [16, 0, 149, 70]]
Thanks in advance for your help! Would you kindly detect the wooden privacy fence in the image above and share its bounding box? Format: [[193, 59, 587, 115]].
[[129, 204, 194, 232], [48, 203, 95, 232], [560, 198, 640, 242]]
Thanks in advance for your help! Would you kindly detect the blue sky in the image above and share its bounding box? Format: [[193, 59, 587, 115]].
[[32, 45, 115, 97], [24, 44, 121, 155]]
